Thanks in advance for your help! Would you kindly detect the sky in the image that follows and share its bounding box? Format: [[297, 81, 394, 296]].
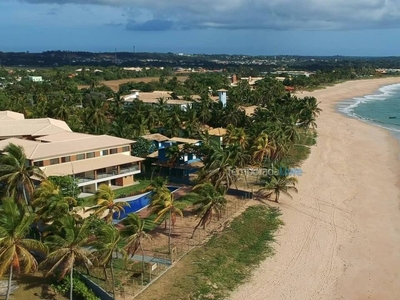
[[1, 0, 400, 56]]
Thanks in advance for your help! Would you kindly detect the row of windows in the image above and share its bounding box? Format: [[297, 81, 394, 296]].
[[33, 146, 131, 167]]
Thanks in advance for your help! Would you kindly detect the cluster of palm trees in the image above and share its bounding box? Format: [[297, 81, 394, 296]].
[[163, 93, 320, 203], [0, 71, 323, 299], [0, 143, 229, 300], [0, 144, 154, 300], [0, 71, 319, 141]]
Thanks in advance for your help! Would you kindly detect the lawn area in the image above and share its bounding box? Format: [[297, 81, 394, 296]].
[[80, 179, 152, 206], [135, 205, 283, 300], [281, 130, 317, 167]]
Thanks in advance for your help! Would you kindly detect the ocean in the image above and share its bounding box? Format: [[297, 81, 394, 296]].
[[337, 83, 400, 141]]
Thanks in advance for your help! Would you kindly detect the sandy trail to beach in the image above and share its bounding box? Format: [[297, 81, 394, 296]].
[[230, 78, 400, 300]]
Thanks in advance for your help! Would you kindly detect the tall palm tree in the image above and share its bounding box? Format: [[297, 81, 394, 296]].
[[0, 143, 46, 206], [32, 180, 77, 223], [149, 187, 185, 254], [198, 142, 239, 192], [260, 175, 298, 203], [0, 199, 47, 300], [184, 183, 226, 238], [92, 223, 125, 299], [42, 216, 93, 300], [251, 131, 276, 166], [87, 184, 129, 223], [119, 213, 151, 272]]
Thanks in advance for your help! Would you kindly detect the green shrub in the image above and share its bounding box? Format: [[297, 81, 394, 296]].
[[51, 274, 100, 300]]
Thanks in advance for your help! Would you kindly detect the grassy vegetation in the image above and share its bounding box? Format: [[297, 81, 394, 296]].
[[281, 130, 317, 167], [80, 179, 152, 206], [78, 258, 150, 296], [137, 205, 283, 300]]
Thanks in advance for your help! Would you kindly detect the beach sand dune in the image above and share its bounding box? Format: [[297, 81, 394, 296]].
[[230, 78, 400, 300]]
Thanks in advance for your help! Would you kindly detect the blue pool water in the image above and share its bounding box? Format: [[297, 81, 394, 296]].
[[113, 186, 180, 222]]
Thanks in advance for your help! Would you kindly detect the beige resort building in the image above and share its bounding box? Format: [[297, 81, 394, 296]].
[[0, 111, 144, 194]]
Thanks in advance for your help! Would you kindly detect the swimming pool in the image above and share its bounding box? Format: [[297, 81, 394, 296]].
[[113, 186, 180, 221]]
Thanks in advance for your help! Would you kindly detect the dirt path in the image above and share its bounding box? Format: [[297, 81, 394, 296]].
[[230, 78, 400, 300]]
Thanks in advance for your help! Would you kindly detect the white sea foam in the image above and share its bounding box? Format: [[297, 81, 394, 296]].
[[339, 83, 400, 115], [338, 83, 400, 136]]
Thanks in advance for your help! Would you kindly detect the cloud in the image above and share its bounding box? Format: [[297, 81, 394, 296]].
[[104, 22, 124, 27], [17, 0, 400, 31], [126, 19, 174, 31]]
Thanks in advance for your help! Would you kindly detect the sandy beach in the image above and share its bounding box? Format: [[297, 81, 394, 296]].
[[230, 78, 400, 300]]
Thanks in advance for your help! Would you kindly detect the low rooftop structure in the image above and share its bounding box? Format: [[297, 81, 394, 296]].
[[0, 111, 25, 121], [169, 137, 201, 144], [240, 105, 258, 117], [141, 133, 170, 142], [207, 127, 227, 136], [0, 115, 72, 140]]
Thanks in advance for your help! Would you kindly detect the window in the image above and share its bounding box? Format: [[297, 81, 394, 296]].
[[34, 161, 44, 167], [76, 154, 85, 160], [110, 148, 118, 154], [101, 150, 109, 156], [50, 158, 59, 165], [86, 152, 95, 159], [61, 156, 70, 163], [122, 146, 130, 152]]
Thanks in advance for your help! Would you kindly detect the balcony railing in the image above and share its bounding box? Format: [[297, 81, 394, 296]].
[[77, 177, 94, 184], [120, 165, 139, 174], [97, 172, 117, 179]]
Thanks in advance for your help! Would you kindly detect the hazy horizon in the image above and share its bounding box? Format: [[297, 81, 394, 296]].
[[2, 1, 400, 56]]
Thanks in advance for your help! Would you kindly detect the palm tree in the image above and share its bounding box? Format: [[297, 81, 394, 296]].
[[0, 199, 47, 300], [185, 183, 226, 238], [198, 142, 239, 192], [0, 143, 46, 206], [92, 223, 125, 299], [87, 184, 129, 223], [251, 131, 276, 166], [260, 175, 298, 203], [32, 180, 77, 223], [42, 216, 93, 300], [166, 144, 181, 167], [149, 187, 186, 254], [119, 213, 151, 272]]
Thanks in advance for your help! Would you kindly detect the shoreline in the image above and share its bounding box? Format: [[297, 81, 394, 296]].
[[230, 78, 400, 300]]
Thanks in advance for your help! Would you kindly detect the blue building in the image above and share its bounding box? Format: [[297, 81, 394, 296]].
[[144, 136, 203, 184]]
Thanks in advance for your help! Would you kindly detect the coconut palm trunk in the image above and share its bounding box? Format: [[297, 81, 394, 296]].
[[22, 184, 29, 207], [168, 209, 172, 255], [139, 240, 145, 273], [110, 259, 116, 299], [70, 264, 74, 300], [103, 265, 108, 281], [6, 265, 13, 300]]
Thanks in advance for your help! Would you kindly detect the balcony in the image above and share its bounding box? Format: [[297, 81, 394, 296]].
[[77, 177, 94, 184], [120, 165, 140, 174], [97, 171, 118, 179]]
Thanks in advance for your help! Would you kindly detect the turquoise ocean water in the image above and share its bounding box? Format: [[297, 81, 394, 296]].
[[337, 84, 400, 141]]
